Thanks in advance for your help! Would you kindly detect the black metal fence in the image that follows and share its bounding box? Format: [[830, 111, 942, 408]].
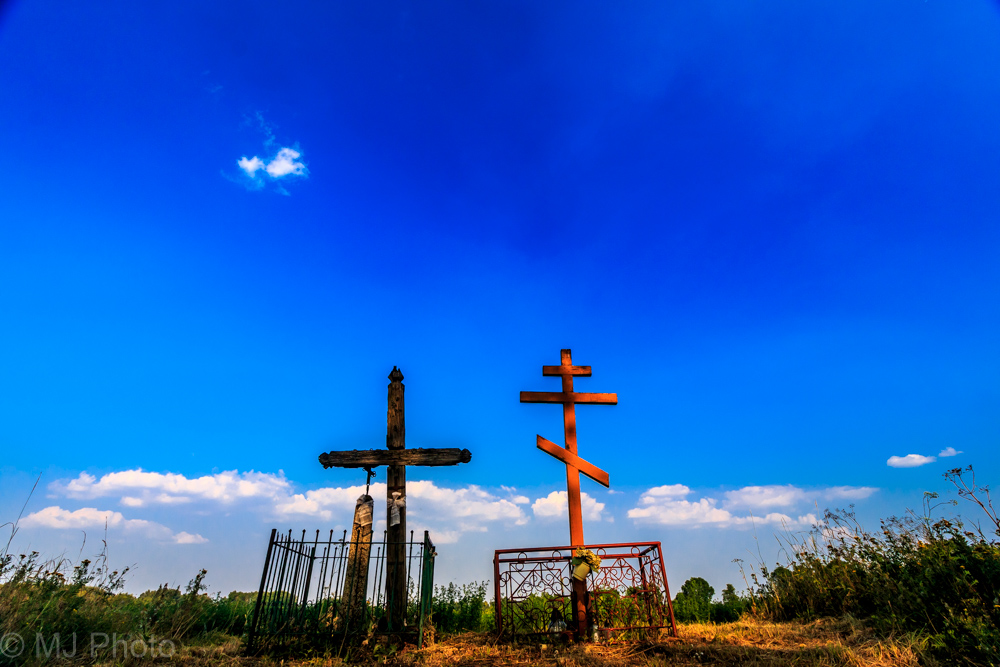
[[493, 542, 677, 641], [247, 528, 436, 652]]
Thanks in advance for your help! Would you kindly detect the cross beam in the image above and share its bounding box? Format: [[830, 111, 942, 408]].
[[319, 448, 472, 469], [535, 436, 609, 488]]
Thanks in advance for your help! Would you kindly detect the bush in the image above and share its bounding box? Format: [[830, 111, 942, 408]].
[[431, 581, 492, 634], [747, 467, 1000, 664], [672, 578, 750, 624], [0, 541, 251, 665]]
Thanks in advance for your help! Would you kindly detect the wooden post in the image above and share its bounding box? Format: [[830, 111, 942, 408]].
[[559, 350, 590, 638], [340, 494, 374, 630], [385, 367, 407, 631]]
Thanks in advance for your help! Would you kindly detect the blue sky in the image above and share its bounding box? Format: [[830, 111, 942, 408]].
[[1, 1, 999, 595]]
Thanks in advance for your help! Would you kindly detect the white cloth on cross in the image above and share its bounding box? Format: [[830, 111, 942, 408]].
[[388, 491, 405, 527], [355, 494, 373, 527]]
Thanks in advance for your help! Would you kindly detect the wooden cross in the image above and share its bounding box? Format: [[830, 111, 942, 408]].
[[519, 349, 616, 547], [520, 349, 617, 639], [318, 367, 471, 631]]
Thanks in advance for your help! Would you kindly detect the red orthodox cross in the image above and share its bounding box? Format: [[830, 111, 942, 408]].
[[520, 349, 617, 546]]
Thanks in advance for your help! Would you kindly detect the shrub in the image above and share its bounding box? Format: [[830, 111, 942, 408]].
[[747, 466, 1000, 664], [0, 538, 251, 665], [672, 578, 750, 623], [431, 581, 491, 634]]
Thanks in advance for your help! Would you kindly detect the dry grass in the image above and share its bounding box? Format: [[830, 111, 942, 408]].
[[397, 620, 929, 667], [63, 617, 933, 667], [107, 618, 931, 667]]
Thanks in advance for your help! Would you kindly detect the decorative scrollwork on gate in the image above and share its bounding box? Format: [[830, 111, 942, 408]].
[[493, 542, 677, 641]]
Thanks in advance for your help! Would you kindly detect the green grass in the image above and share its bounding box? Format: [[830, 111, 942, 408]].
[[0, 521, 253, 666]]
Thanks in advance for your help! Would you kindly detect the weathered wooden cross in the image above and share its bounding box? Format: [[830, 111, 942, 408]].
[[520, 349, 617, 636], [318, 367, 472, 631]]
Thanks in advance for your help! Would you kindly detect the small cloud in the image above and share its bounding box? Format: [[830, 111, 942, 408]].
[[643, 484, 691, 498], [428, 530, 460, 545], [231, 114, 308, 192], [823, 486, 878, 500], [19, 506, 206, 544], [627, 482, 872, 529], [236, 148, 307, 183], [627, 491, 816, 528], [939, 447, 962, 458], [723, 485, 806, 510], [628, 496, 733, 525], [500, 485, 530, 504], [532, 491, 605, 521], [238, 156, 265, 177], [52, 469, 292, 505], [887, 454, 936, 468], [265, 148, 306, 177]]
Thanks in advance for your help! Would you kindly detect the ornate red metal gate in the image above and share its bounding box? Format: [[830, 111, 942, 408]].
[[493, 542, 677, 641]]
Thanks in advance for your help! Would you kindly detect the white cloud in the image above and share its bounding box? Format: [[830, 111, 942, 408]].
[[644, 484, 691, 499], [721, 484, 878, 510], [723, 485, 807, 509], [53, 469, 292, 506], [501, 486, 530, 504], [233, 114, 307, 190], [628, 496, 733, 525], [273, 484, 371, 521], [531, 491, 605, 522], [627, 492, 817, 529], [887, 454, 936, 468], [236, 147, 307, 184], [939, 447, 962, 457], [237, 156, 265, 177], [19, 506, 206, 545], [264, 148, 306, 177], [627, 482, 874, 529], [428, 530, 461, 545], [823, 486, 878, 500], [408, 481, 528, 527], [49, 468, 531, 543]]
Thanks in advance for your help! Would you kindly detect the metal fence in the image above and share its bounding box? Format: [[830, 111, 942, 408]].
[[493, 542, 677, 640], [247, 528, 436, 652]]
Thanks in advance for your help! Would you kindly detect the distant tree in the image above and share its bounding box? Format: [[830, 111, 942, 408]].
[[672, 577, 714, 622], [712, 583, 748, 622]]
